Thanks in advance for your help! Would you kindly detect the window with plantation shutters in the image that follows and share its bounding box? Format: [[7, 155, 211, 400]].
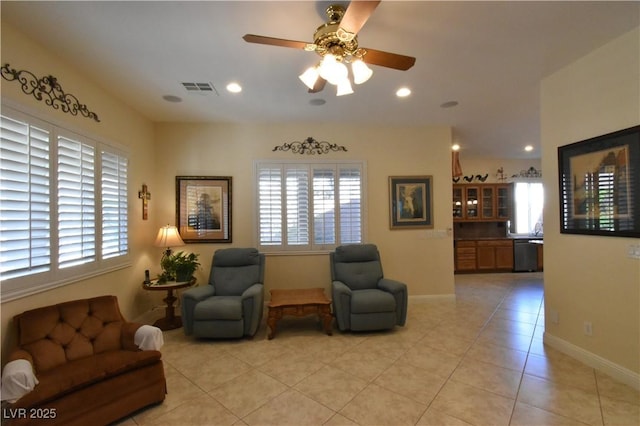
[[0, 114, 51, 280], [101, 150, 128, 259], [0, 105, 129, 301], [256, 160, 365, 252], [258, 166, 283, 245], [57, 135, 96, 268]]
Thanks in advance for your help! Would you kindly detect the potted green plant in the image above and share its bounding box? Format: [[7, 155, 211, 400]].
[[158, 251, 200, 283], [172, 251, 200, 282]]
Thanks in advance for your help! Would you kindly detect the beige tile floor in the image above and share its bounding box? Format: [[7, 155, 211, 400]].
[[120, 273, 639, 426]]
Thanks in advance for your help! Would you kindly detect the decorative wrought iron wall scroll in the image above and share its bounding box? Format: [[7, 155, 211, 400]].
[[273, 137, 347, 155], [1, 63, 100, 122]]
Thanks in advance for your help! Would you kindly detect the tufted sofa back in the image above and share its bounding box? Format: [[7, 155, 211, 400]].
[[14, 295, 127, 373]]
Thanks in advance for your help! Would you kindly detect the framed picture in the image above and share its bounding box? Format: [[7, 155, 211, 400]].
[[176, 176, 232, 243], [558, 125, 640, 238], [389, 175, 434, 229]]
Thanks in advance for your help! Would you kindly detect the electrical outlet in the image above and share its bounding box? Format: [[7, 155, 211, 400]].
[[584, 321, 593, 336], [628, 244, 640, 259]]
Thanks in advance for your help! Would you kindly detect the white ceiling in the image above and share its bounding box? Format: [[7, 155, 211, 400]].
[[2, 1, 638, 159]]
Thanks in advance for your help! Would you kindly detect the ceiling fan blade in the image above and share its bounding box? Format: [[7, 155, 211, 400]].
[[339, 1, 381, 36], [308, 77, 327, 93], [243, 34, 309, 50], [361, 48, 416, 71]]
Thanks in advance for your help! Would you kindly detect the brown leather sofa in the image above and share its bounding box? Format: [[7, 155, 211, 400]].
[[2, 295, 166, 426]]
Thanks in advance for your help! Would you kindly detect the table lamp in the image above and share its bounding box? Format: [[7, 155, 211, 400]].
[[155, 225, 185, 279]]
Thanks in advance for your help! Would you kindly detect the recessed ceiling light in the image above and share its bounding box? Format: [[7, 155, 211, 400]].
[[226, 82, 242, 93], [396, 87, 411, 97], [309, 98, 326, 106], [525, 145, 534, 152], [441, 101, 459, 108], [162, 95, 182, 103], [452, 144, 461, 151]]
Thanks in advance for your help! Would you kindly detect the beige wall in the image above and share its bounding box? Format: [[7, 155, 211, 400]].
[[1, 24, 158, 360], [153, 123, 456, 298], [541, 27, 640, 376]]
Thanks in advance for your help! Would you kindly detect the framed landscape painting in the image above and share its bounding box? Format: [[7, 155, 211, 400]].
[[389, 175, 433, 229], [176, 176, 232, 243], [558, 125, 640, 238]]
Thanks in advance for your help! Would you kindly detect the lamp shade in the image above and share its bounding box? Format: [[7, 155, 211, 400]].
[[299, 66, 320, 90], [336, 78, 354, 96], [351, 59, 373, 85], [154, 225, 185, 248]]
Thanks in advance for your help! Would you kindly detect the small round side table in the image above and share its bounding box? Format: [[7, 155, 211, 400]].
[[142, 278, 195, 330]]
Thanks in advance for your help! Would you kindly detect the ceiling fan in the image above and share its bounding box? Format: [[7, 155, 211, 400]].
[[243, 1, 416, 96]]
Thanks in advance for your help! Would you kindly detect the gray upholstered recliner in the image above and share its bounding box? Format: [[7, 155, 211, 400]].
[[331, 244, 407, 332], [182, 248, 264, 338]]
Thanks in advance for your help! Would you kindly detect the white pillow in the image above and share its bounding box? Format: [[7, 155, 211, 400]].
[[134, 325, 164, 351], [1, 359, 39, 403]]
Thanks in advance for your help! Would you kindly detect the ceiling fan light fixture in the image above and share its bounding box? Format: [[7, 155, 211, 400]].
[[336, 78, 353, 96], [318, 54, 348, 85], [299, 66, 320, 90], [351, 59, 373, 84]]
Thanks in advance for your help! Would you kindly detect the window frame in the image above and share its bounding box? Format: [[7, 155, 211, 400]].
[[1, 102, 130, 302], [254, 159, 367, 254], [511, 179, 544, 236]]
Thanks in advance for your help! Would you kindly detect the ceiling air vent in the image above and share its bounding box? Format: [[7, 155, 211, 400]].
[[181, 82, 218, 95]]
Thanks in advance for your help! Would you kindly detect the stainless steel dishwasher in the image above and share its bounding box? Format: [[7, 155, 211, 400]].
[[513, 239, 538, 272]]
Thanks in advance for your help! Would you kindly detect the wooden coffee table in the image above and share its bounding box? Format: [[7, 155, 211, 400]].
[[267, 288, 332, 339]]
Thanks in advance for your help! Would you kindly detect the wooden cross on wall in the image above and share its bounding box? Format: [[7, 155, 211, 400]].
[[138, 184, 151, 220]]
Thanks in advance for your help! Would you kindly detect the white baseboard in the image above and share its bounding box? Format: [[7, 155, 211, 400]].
[[544, 332, 640, 391], [409, 294, 456, 303]]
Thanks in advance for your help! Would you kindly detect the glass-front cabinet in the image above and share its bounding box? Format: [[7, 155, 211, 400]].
[[452, 187, 463, 219], [496, 185, 510, 219], [465, 187, 479, 218], [453, 183, 512, 221], [481, 186, 495, 219]]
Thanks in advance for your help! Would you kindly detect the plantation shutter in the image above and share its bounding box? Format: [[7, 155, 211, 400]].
[[286, 166, 310, 246], [339, 166, 362, 243], [101, 150, 128, 258], [313, 168, 336, 245], [57, 135, 96, 268], [258, 165, 283, 245], [0, 115, 51, 279]]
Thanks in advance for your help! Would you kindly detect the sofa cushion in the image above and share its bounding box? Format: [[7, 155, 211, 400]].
[[351, 289, 396, 314], [194, 296, 243, 320], [15, 349, 161, 407]]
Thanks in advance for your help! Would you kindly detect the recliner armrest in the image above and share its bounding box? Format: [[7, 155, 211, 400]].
[[183, 285, 216, 301], [332, 280, 352, 296], [378, 278, 408, 326], [378, 278, 406, 294], [241, 283, 264, 337], [241, 283, 263, 299], [332, 281, 353, 331]]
